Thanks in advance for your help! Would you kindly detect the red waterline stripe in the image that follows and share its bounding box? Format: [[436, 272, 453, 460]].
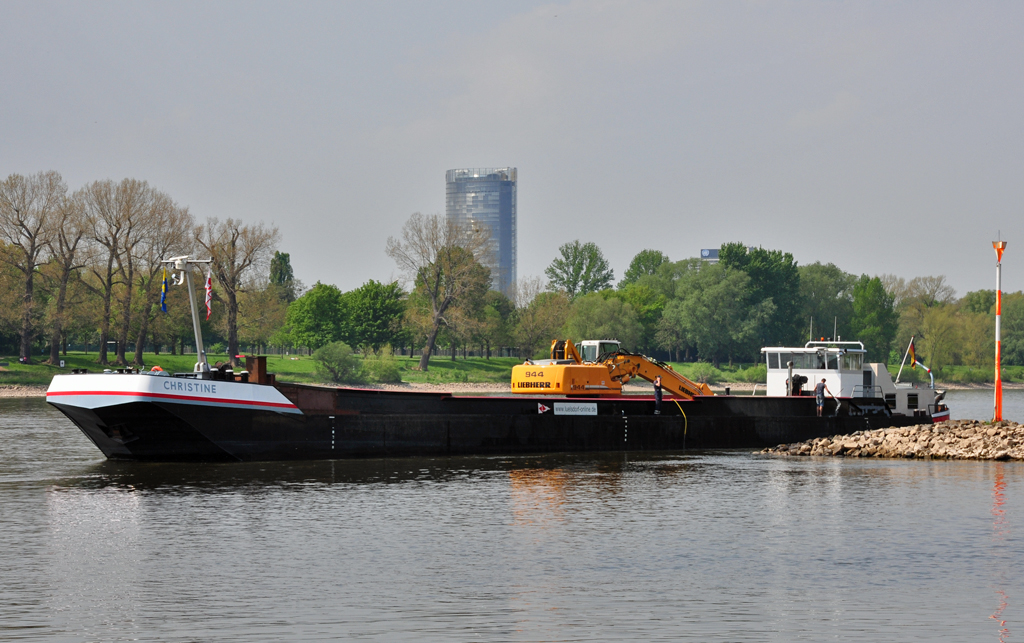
[[46, 390, 298, 410]]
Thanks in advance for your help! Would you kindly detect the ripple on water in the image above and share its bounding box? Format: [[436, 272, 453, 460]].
[[1, 397, 1023, 641]]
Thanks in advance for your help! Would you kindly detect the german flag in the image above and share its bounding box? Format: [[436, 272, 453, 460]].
[[909, 339, 916, 369]]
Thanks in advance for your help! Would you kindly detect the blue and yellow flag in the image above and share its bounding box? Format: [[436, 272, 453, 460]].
[[160, 269, 168, 313]]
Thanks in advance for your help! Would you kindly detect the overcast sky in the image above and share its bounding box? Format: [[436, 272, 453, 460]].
[[3, 1, 1022, 297]]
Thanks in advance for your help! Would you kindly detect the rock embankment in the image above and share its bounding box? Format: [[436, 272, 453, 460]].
[[760, 420, 1024, 460], [0, 385, 47, 398]]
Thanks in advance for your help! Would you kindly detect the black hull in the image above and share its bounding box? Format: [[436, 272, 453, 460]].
[[50, 382, 928, 462]]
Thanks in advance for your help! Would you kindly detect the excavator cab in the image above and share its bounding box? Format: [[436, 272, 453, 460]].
[[576, 340, 622, 362]]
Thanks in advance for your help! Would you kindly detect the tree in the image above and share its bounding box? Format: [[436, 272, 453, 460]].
[[475, 290, 514, 358], [918, 305, 960, 373], [961, 290, 996, 315], [720, 242, 801, 346], [1001, 293, 1024, 366], [564, 293, 642, 349], [81, 178, 151, 365], [798, 262, 855, 340], [286, 281, 347, 350], [849, 275, 898, 363], [109, 179, 162, 365], [0, 171, 64, 361], [610, 283, 666, 354], [42, 189, 90, 365], [132, 194, 193, 366], [513, 290, 570, 359], [149, 281, 194, 355], [437, 254, 491, 360], [195, 217, 280, 366], [662, 263, 773, 367], [237, 280, 289, 354], [0, 257, 21, 351], [270, 250, 301, 302], [904, 275, 957, 309], [386, 212, 491, 371], [619, 249, 668, 289], [544, 240, 614, 299], [312, 341, 364, 384], [880, 274, 910, 310], [348, 280, 406, 350], [956, 309, 993, 369]]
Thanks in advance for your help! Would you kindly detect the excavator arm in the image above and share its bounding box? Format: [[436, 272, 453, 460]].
[[603, 352, 713, 400], [511, 339, 713, 398]]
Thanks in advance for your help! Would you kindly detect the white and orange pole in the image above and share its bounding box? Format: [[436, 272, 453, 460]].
[[993, 240, 1007, 422]]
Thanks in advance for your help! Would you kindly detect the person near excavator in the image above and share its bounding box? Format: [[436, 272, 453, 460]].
[[814, 378, 832, 417]]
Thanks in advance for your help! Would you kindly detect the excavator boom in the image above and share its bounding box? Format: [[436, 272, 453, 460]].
[[510, 339, 713, 399], [603, 352, 712, 399]]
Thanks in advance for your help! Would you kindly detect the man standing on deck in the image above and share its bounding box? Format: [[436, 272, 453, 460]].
[[654, 375, 663, 415], [815, 378, 832, 417]]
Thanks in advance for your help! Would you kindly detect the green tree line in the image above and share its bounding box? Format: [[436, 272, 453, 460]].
[[4, 174, 1020, 381]]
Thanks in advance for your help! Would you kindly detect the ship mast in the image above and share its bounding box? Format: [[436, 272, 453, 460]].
[[163, 255, 213, 376]]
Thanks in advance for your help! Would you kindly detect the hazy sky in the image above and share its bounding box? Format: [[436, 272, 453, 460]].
[[3, 1, 1022, 297]]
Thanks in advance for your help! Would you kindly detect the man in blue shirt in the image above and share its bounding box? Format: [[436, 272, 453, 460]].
[[815, 378, 832, 417]]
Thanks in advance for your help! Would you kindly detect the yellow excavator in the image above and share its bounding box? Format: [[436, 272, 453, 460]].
[[511, 339, 714, 399]]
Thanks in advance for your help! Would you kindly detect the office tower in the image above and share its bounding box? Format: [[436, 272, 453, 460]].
[[445, 167, 517, 297]]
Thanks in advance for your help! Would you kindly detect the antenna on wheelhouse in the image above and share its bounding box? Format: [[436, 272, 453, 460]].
[[162, 255, 213, 377]]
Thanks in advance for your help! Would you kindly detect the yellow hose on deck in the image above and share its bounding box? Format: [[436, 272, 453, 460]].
[[672, 398, 687, 437]]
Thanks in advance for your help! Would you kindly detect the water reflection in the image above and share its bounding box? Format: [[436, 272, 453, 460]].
[[991, 465, 1010, 642], [49, 451, 711, 495], [7, 392, 1024, 642]]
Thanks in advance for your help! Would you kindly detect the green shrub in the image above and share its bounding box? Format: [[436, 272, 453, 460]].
[[736, 363, 767, 383], [690, 361, 721, 384], [362, 345, 403, 383], [207, 342, 226, 355], [943, 366, 989, 384], [313, 342, 364, 384]]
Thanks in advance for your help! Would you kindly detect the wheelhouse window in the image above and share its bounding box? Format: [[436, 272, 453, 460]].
[[842, 353, 863, 371]]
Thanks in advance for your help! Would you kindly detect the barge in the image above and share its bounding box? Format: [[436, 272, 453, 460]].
[[46, 256, 946, 462]]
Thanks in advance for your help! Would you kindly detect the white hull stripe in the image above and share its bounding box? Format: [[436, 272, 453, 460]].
[[47, 390, 302, 414]]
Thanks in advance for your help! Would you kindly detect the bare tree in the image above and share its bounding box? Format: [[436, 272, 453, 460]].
[[43, 190, 90, 364], [0, 171, 64, 361], [81, 179, 154, 365], [880, 274, 910, 310], [111, 180, 160, 365], [905, 275, 957, 308], [133, 194, 193, 366], [511, 275, 545, 310], [195, 218, 279, 367], [386, 213, 491, 371]]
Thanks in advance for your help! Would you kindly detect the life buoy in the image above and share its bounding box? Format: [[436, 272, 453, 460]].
[[151, 365, 163, 372]]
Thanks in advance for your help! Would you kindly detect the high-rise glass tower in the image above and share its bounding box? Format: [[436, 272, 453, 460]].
[[445, 167, 517, 297]]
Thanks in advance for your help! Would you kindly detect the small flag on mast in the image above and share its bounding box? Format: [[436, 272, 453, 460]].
[[160, 269, 168, 313], [909, 338, 916, 369], [204, 271, 213, 320]]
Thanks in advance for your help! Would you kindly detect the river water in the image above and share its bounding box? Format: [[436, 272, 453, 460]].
[[2, 392, 1023, 642]]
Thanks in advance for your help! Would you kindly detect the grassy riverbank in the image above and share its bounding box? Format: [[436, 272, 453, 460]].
[[3, 351, 1023, 389], [0, 351, 525, 387]]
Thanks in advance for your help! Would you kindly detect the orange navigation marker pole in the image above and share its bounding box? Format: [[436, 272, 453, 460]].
[[993, 239, 1007, 421]]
